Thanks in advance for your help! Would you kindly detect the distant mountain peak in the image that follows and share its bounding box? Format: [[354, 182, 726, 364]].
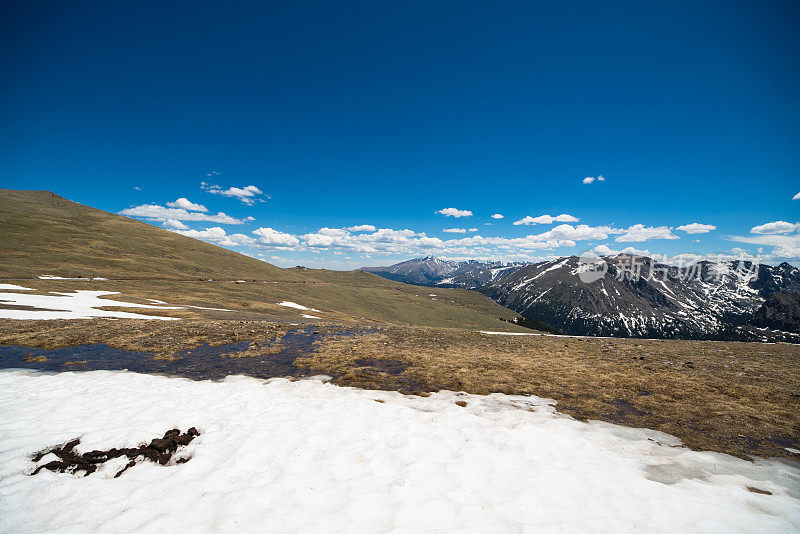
[[360, 257, 529, 289]]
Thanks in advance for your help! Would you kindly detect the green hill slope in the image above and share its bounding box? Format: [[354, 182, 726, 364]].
[[0, 189, 291, 280], [0, 189, 526, 331]]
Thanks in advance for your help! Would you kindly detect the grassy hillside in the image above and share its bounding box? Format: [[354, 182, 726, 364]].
[[0, 189, 292, 280], [0, 189, 526, 331]]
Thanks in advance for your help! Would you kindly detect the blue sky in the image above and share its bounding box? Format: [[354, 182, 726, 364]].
[[2, 1, 799, 268]]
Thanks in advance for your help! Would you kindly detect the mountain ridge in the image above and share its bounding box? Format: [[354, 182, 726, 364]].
[[479, 254, 800, 340], [360, 256, 528, 289]]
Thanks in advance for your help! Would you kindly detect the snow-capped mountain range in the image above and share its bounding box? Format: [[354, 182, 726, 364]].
[[360, 256, 528, 289], [362, 255, 800, 340]]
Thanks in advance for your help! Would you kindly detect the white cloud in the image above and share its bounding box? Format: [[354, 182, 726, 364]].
[[615, 225, 679, 242], [345, 224, 377, 232], [162, 219, 189, 230], [730, 233, 800, 247], [750, 221, 800, 235], [591, 244, 615, 256], [166, 198, 208, 212], [529, 224, 618, 242], [582, 175, 605, 185], [171, 227, 256, 247], [120, 204, 254, 225], [468, 228, 478, 232], [772, 245, 800, 258], [675, 223, 716, 234], [728, 232, 800, 261], [618, 246, 651, 256], [793, 192, 800, 200], [437, 208, 473, 218], [202, 183, 265, 205], [252, 227, 301, 247], [513, 214, 580, 226], [589, 244, 652, 257], [491, 214, 504, 219], [443, 228, 467, 234]]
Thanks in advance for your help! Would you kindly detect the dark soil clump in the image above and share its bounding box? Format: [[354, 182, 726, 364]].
[[31, 427, 200, 478]]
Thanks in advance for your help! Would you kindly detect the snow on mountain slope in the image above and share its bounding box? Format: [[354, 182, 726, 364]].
[[480, 255, 800, 339], [361, 256, 527, 289]]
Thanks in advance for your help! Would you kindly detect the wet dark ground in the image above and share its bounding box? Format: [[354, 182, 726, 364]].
[[0, 327, 321, 381]]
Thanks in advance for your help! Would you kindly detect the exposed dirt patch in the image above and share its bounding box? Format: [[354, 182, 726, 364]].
[[31, 428, 200, 478]]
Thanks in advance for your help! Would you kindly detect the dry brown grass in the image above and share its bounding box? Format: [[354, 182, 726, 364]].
[[0, 318, 294, 359], [2, 318, 798, 460]]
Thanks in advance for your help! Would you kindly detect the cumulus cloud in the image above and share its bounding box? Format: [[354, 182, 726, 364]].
[[615, 225, 679, 242], [171, 227, 256, 247], [120, 204, 254, 225], [750, 221, 800, 235], [201, 183, 266, 205], [443, 228, 467, 233], [166, 198, 207, 212], [491, 214, 504, 219], [513, 214, 580, 226], [345, 224, 377, 232], [590, 244, 652, 257], [582, 175, 605, 184], [162, 219, 189, 230], [591, 244, 615, 256], [675, 223, 716, 234], [252, 227, 301, 247], [468, 228, 478, 232], [437, 208, 473, 218]]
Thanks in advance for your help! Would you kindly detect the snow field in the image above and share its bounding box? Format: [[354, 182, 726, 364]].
[[0, 370, 798, 533]]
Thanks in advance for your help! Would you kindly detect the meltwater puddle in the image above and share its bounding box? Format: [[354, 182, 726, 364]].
[[0, 327, 321, 381]]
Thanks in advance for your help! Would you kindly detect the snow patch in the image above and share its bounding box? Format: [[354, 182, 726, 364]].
[[277, 301, 320, 312], [0, 290, 182, 320], [0, 284, 33, 291], [0, 370, 797, 533], [185, 305, 233, 312]]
